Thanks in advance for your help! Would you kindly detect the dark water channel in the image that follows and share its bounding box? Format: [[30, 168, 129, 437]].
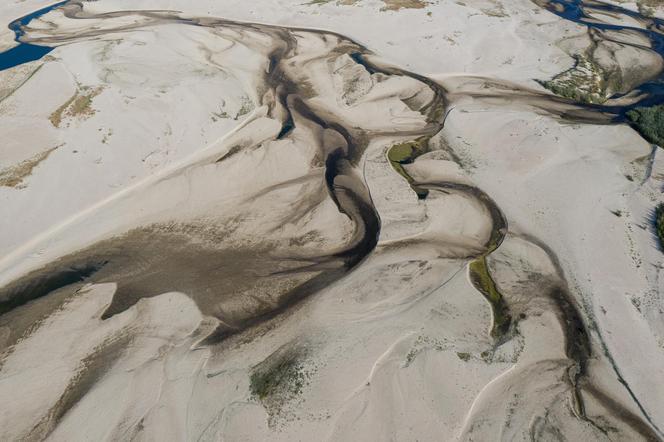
[[0, 1, 67, 71]]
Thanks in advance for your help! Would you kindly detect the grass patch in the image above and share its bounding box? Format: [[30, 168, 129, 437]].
[[381, 0, 429, 10], [69, 94, 96, 118], [249, 344, 312, 428], [655, 203, 664, 250], [250, 355, 306, 400], [49, 87, 103, 128], [541, 81, 595, 103], [539, 54, 614, 104], [250, 345, 309, 402], [627, 104, 664, 147], [0, 146, 58, 188], [468, 256, 511, 338], [456, 352, 471, 361], [49, 94, 76, 128], [387, 137, 430, 198]]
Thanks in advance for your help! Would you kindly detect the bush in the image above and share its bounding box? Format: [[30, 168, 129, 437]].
[[656, 203, 664, 251], [627, 105, 664, 147]]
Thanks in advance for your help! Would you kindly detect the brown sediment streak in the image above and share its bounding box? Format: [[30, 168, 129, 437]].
[[25, 334, 131, 440], [517, 232, 663, 439], [583, 382, 663, 441], [2, 5, 440, 338], [385, 134, 513, 338], [386, 87, 662, 440]]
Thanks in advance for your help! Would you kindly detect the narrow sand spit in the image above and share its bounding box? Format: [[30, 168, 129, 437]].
[[0, 0, 663, 440]]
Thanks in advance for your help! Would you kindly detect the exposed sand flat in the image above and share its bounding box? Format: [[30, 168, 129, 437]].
[[0, 0, 663, 440]]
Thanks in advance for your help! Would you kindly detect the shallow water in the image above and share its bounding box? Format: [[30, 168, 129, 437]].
[[0, 1, 67, 72]]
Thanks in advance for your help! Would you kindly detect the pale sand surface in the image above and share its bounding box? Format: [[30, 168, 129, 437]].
[[0, 0, 663, 440]]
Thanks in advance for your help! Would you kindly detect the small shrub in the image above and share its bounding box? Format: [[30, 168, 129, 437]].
[[456, 352, 471, 362]]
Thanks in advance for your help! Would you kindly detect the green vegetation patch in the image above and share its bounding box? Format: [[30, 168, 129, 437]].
[[469, 256, 511, 338], [49, 94, 77, 128], [627, 104, 664, 147], [249, 345, 309, 402], [249, 344, 312, 427], [250, 356, 305, 400], [456, 352, 471, 362], [655, 203, 664, 251], [49, 87, 103, 128], [69, 94, 95, 118], [381, 0, 429, 10], [387, 137, 430, 199], [539, 54, 618, 104], [0, 146, 59, 188]]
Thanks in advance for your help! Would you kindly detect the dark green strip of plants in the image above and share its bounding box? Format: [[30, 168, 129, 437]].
[[386, 137, 430, 199], [655, 203, 664, 251], [627, 105, 664, 148]]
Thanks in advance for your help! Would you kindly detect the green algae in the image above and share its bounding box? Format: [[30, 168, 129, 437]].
[[386, 137, 430, 199]]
